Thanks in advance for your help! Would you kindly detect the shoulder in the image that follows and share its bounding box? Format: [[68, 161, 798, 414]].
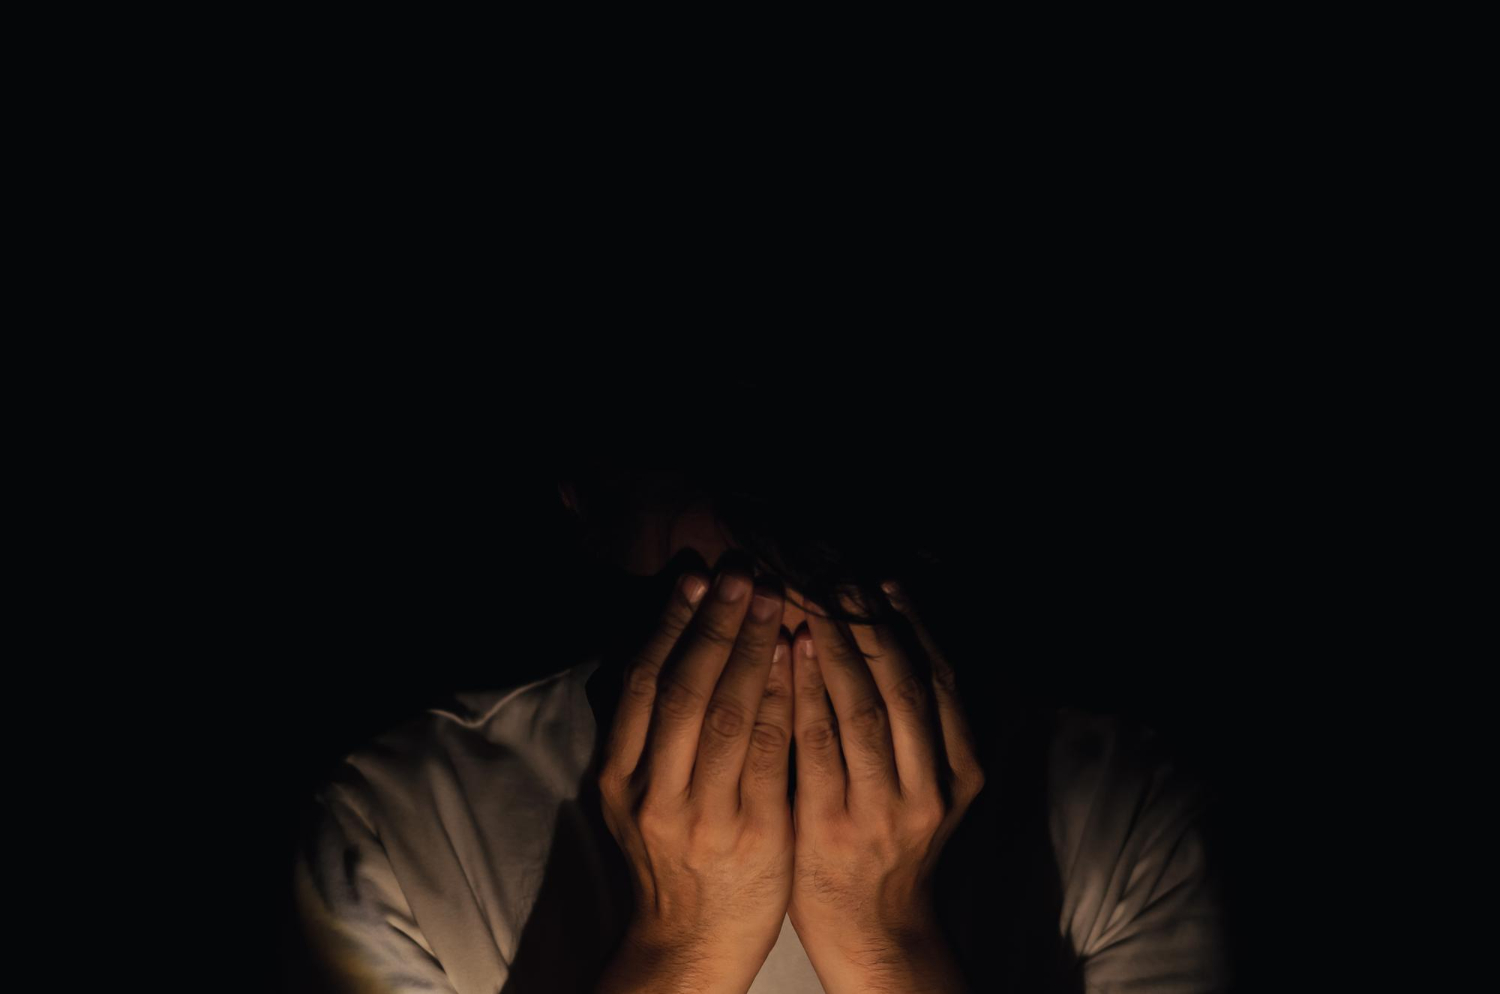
[[337, 659, 602, 797], [296, 657, 605, 858], [289, 659, 605, 991], [291, 754, 453, 992], [1046, 706, 1181, 805], [1045, 706, 1230, 991], [1045, 704, 1212, 889]]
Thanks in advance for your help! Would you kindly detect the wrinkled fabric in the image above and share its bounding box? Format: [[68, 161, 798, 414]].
[[291, 657, 1230, 994]]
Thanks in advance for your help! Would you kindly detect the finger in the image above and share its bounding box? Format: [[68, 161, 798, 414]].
[[639, 566, 756, 799], [691, 583, 786, 809], [790, 620, 847, 815], [882, 580, 985, 792], [599, 571, 710, 786], [741, 634, 795, 820], [803, 597, 897, 803], [834, 586, 943, 804]]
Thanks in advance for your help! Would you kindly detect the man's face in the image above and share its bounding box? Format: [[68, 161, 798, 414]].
[[561, 480, 811, 642], [652, 496, 812, 642]]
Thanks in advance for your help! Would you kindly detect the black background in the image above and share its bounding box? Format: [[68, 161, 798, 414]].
[[76, 31, 1429, 987]]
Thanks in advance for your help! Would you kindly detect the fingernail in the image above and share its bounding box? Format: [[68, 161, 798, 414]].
[[881, 581, 907, 608], [683, 575, 709, 605], [716, 572, 750, 602]]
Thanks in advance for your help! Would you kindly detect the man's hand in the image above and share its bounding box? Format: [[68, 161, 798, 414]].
[[595, 559, 797, 994], [787, 580, 983, 994]]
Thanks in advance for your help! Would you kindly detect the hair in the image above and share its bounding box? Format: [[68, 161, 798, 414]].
[[556, 460, 950, 629]]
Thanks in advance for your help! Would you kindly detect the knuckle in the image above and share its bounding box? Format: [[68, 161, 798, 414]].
[[623, 664, 659, 703], [735, 627, 777, 663], [635, 801, 669, 837], [908, 800, 946, 835], [961, 766, 987, 800], [594, 768, 618, 801], [890, 672, 929, 714], [801, 716, 840, 750], [683, 807, 729, 848], [932, 659, 960, 694], [858, 806, 901, 844], [637, 784, 680, 827], [596, 758, 623, 787], [657, 606, 694, 640], [693, 617, 742, 652], [637, 619, 686, 662], [827, 641, 863, 671], [847, 697, 889, 737], [748, 720, 788, 756], [703, 697, 749, 738], [655, 674, 705, 720]]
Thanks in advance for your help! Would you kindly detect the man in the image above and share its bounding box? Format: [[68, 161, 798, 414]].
[[291, 467, 1231, 992]]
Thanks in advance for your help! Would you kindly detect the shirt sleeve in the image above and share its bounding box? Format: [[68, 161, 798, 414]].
[[291, 774, 463, 994], [1049, 709, 1232, 994]]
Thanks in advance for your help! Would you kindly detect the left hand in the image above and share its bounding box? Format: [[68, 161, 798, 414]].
[[787, 579, 986, 965]]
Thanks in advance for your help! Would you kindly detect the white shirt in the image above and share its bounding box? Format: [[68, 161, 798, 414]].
[[291, 655, 1231, 993]]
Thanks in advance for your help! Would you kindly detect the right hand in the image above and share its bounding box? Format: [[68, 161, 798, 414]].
[[596, 561, 795, 989]]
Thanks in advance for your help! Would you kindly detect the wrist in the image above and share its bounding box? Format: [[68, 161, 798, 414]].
[[801, 920, 970, 994], [798, 908, 941, 965], [598, 919, 763, 994]]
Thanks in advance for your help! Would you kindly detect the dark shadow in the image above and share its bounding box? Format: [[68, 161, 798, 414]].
[[494, 741, 635, 994], [934, 699, 1087, 994], [497, 555, 693, 994]]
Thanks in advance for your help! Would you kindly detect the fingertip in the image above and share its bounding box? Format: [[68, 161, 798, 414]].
[[681, 573, 710, 606], [790, 630, 821, 692], [797, 630, 817, 660], [768, 640, 788, 681], [880, 579, 909, 613], [835, 589, 867, 617]]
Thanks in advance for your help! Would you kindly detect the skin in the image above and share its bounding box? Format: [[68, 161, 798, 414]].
[[788, 583, 982, 994], [593, 561, 798, 994], [563, 478, 980, 993]]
